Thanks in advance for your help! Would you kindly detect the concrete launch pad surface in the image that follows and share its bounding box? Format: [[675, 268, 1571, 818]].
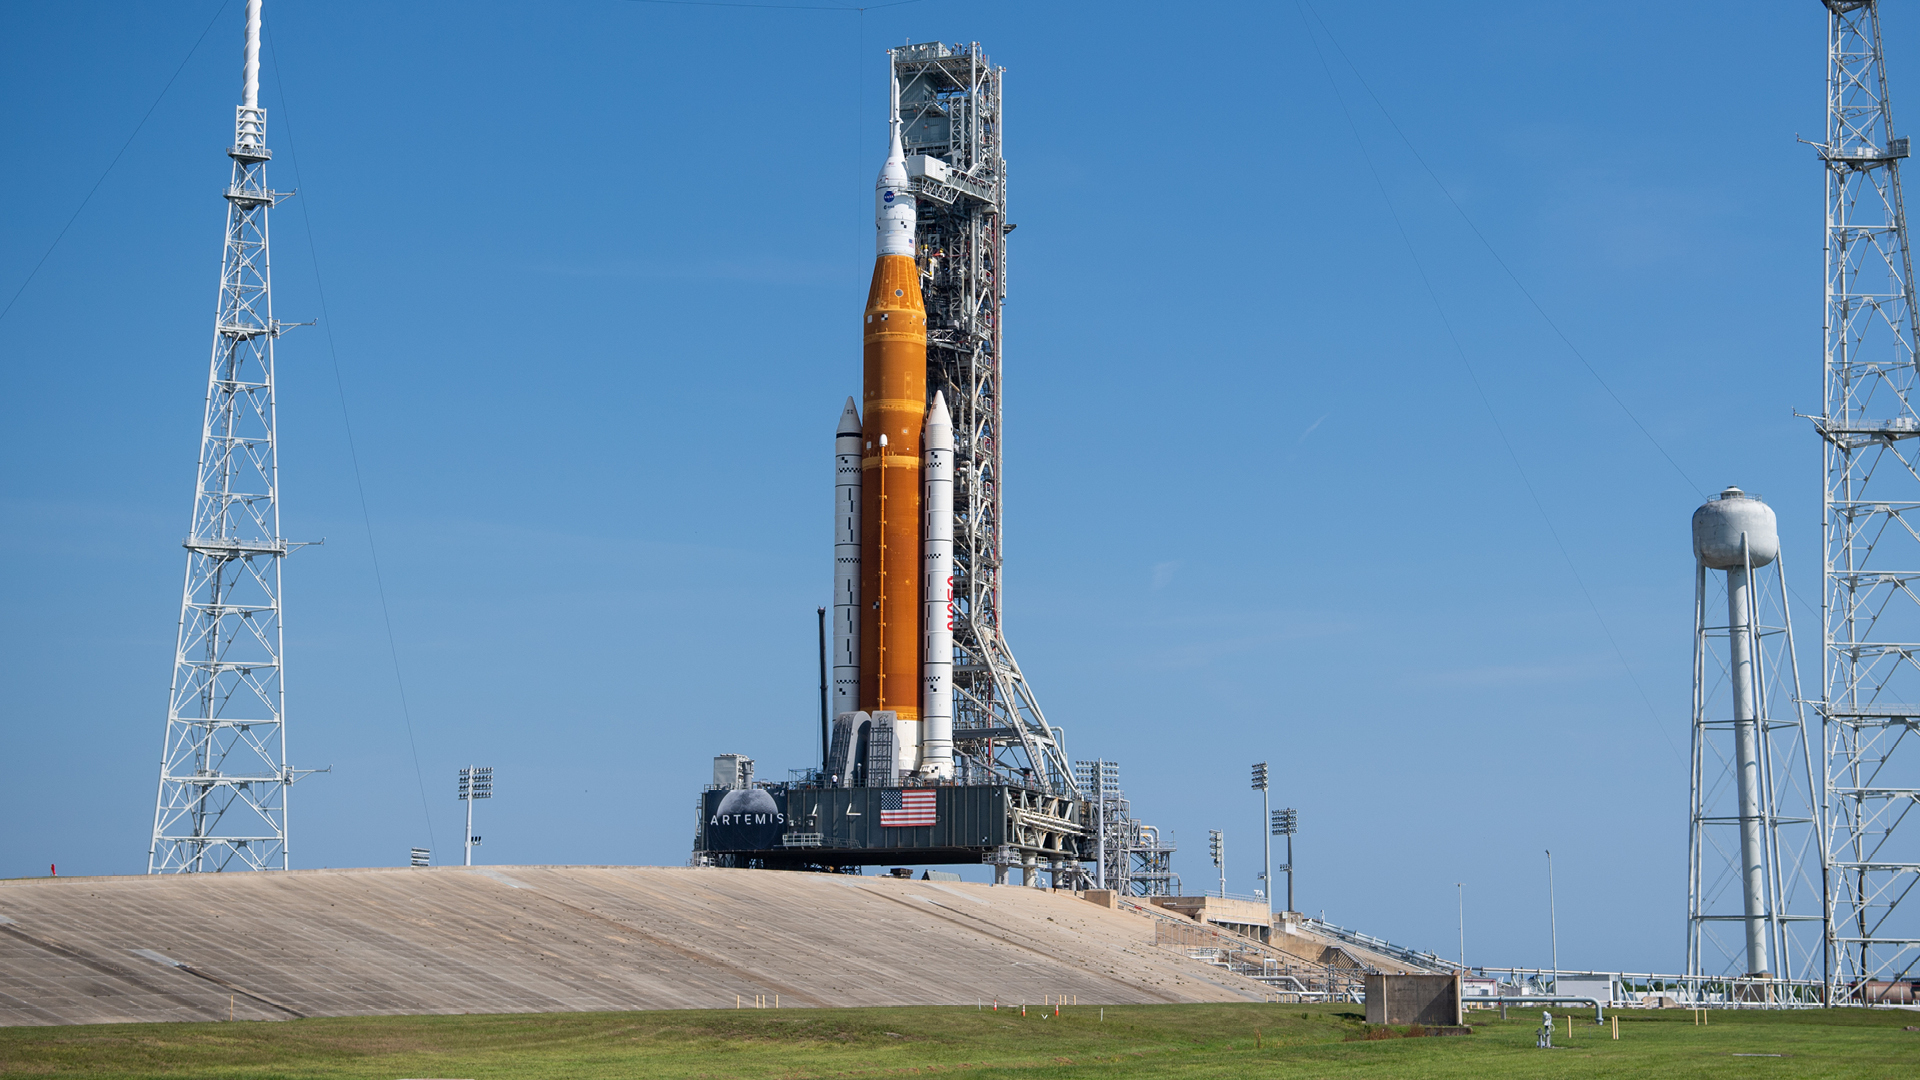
[[0, 865, 1268, 1026]]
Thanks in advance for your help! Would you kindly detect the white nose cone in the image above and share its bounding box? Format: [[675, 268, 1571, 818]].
[[1693, 486, 1780, 569], [876, 114, 915, 256]]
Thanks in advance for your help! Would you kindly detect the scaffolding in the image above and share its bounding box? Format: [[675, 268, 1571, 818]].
[[894, 43, 1075, 798], [1810, 0, 1920, 1000], [1075, 760, 1180, 896]]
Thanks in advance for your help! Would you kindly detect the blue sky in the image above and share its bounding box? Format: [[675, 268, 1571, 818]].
[[0, 0, 1874, 975]]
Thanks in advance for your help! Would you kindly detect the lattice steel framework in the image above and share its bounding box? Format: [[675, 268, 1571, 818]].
[[894, 42, 1076, 798], [1812, 0, 1920, 1000], [149, 0, 312, 873], [1686, 535, 1823, 982], [1075, 760, 1180, 896]]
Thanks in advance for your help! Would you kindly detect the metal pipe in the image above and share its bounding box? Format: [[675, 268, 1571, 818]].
[[1480, 996, 1605, 1023], [816, 606, 829, 774], [464, 771, 474, 867], [1726, 536, 1772, 976], [1547, 850, 1558, 993], [1260, 777, 1272, 920]]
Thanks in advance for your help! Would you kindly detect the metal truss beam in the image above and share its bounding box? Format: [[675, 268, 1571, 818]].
[[1814, 0, 1920, 1000], [892, 42, 1077, 798], [149, 1, 315, 873]]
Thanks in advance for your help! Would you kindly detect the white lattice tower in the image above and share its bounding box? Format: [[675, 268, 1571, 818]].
[[149, 0, 311, 873], [1814, 0, 1920, 999]]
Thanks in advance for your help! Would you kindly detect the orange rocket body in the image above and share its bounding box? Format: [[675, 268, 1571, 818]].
[[859, 253, 926, 721]]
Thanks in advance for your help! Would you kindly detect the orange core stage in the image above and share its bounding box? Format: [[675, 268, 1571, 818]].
[[860, 252, 926, 722]]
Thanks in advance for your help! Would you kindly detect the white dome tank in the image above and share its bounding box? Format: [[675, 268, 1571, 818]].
[[1692, 487, 1779, 569]]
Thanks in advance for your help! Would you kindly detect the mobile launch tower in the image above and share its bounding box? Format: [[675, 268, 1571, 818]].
[[1812, 0, 1920, 1001], [696, 44, 1098, 883], [148, 0, 318, 872], [891, 43, 1074, 796]]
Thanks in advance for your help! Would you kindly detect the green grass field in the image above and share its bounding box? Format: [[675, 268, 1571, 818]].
[[0, 1002, 1914, 1079]]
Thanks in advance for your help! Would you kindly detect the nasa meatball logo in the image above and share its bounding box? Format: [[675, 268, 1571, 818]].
[[882, 190, 896, 204], [710, 787, 784, 827]]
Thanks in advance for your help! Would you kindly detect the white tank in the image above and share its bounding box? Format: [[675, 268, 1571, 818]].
[[1692, 487, 1779, 569]]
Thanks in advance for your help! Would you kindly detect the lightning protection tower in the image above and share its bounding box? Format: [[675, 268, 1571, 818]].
[[1686, 489, 1823, 985], [892, 42, 1074, 797], [149, 0, 314, 873], [1812, 0, 1920, 1001]]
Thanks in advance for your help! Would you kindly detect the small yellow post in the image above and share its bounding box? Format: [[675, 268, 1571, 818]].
[[736, 994, 741, 1009], [228, 994, 233, 1021], [1612, 1015, 1619, 1040], [1566, 1014, 1572, 1040], [775, 994, 780, 1008]]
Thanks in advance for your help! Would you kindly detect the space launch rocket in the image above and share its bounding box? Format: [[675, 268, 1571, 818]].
[[828, 81, 954, 785]]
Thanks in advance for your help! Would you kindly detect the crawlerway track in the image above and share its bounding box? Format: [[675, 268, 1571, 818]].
[[0, 865, 1272, 1025]]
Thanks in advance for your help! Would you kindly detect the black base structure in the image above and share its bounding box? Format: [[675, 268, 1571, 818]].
[[695, 783, 1090, 880]]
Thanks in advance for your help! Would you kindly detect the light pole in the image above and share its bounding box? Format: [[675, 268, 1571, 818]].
[[1546, 849, 1558, 991], [1271, 808, 1297, 913], [459, 766, 493, 866], [1457, 882, 1464, 967], [1252, 763, 1271, 920], [1209, 830, 1224, 898]]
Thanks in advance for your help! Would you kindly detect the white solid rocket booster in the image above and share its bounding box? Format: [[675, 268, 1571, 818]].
[[921, 391, 954, 779], [832, 397, 862, 721]]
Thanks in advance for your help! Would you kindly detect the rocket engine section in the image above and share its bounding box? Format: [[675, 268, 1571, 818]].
[[829, 80, 952, 786]]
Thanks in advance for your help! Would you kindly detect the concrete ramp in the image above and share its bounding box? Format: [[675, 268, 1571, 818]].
[[0, 866, 1264, 1026]]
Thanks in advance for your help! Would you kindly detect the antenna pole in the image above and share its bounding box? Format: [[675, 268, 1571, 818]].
[[241, 0, 261, 109], [149, 0, 313, 872]]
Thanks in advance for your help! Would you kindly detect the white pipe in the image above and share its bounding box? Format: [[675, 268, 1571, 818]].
[[832, 398, 862, 723], [1727, 537, 1772, 976], [242, 0, 262, 109], [921, 392, 954, 779]]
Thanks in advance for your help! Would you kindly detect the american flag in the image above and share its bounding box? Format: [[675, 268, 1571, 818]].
[[880, 788, 937, 827]]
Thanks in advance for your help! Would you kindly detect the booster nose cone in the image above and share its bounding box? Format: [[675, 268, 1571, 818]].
[[925, 390, 952, 443], [837, 396, 863, 437]]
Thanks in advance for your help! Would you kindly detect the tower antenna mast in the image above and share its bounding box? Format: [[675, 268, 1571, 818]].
[[148, 0, 318, 872], [1813, 0, 1920, 1001]]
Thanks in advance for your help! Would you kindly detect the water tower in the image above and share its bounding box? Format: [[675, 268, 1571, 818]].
[[1687, 488, 1822, 983]]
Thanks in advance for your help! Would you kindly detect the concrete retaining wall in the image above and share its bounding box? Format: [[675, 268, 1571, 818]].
[[0, 865, 1268, 1026]]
